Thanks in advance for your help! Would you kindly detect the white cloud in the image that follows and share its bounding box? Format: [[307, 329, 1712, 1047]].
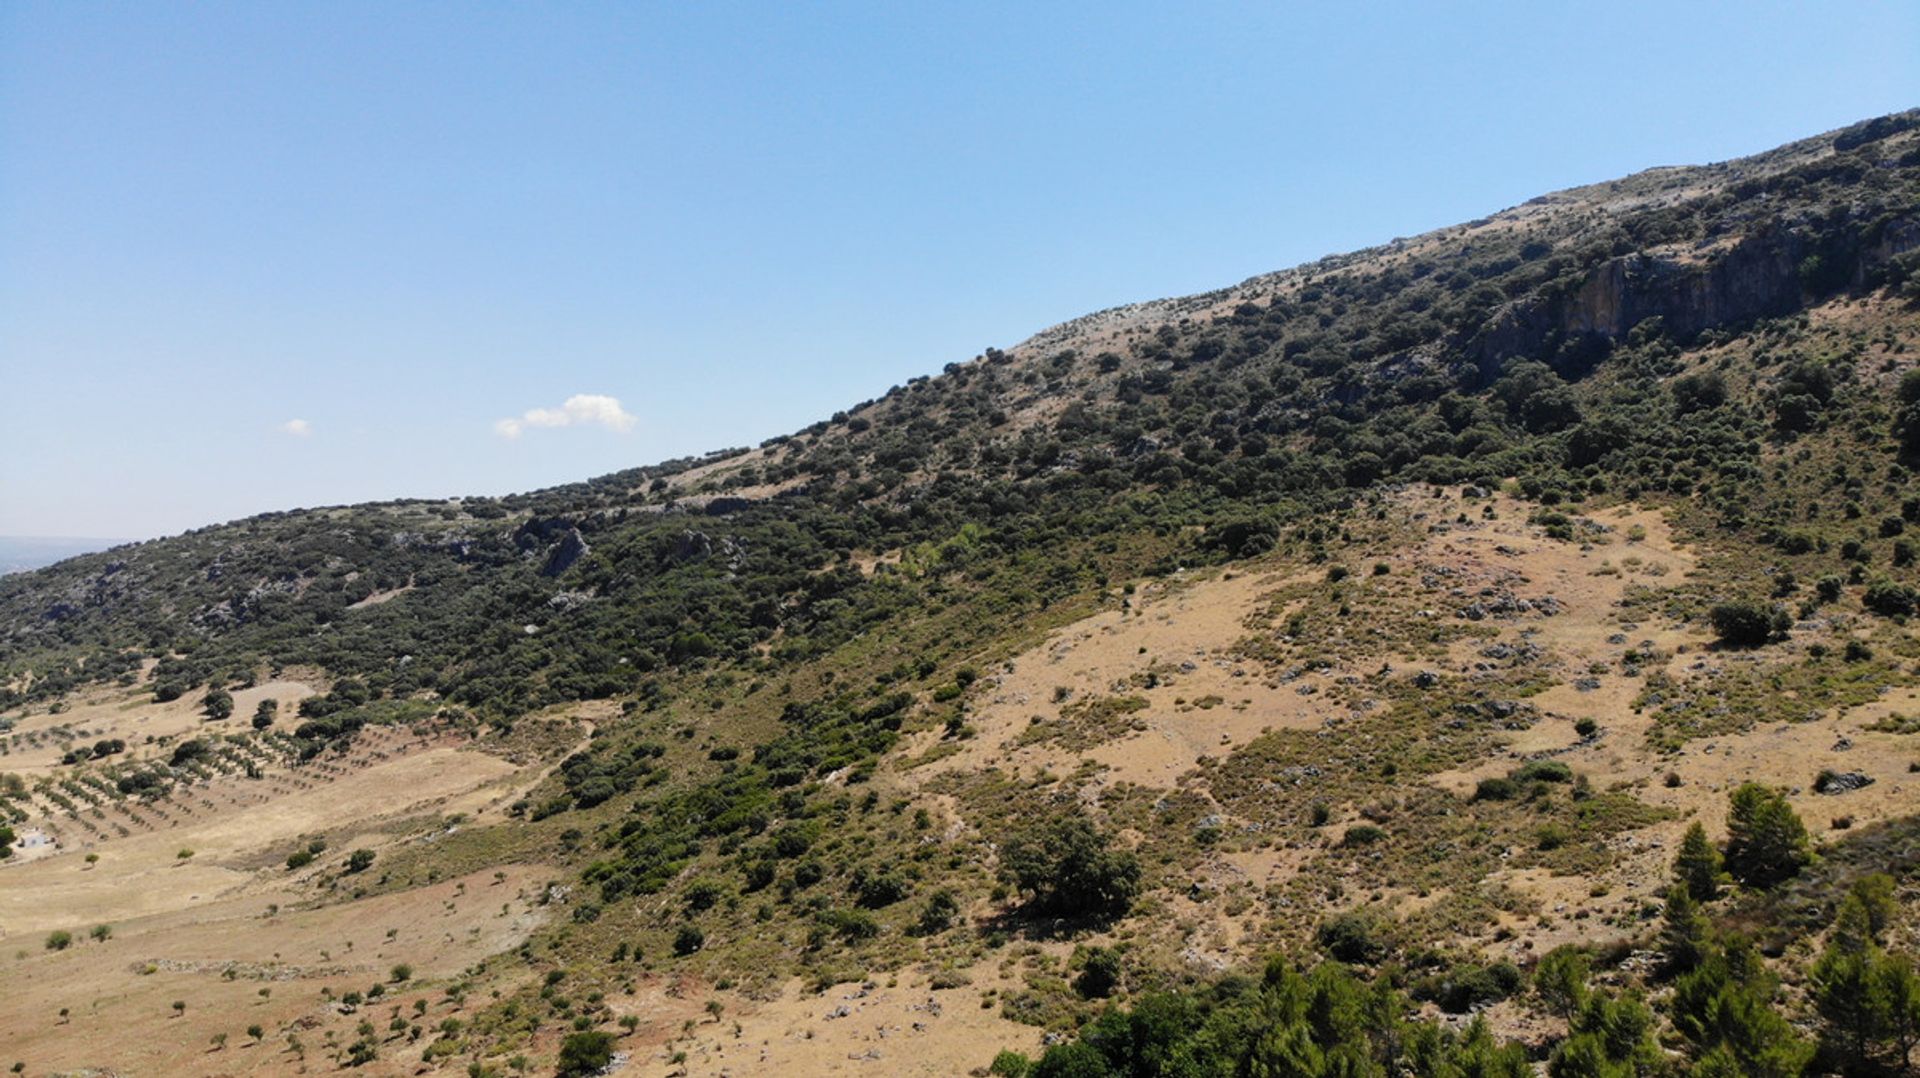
[[494, 394, 636, 439], [280, 418, 313, 437]]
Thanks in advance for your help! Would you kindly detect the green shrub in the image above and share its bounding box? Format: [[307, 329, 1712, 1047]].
[[1073, 946, 1122, 999], [1511, 760, 1573, 784], [1316, 911, 1390, 964], [988, 1050, 1032, 1077], [1340, 825, 1388, 847], [1473, 777, 1519, 801], [1710, 601, 1785, 647], [1863, 578, 1918, 617], [1000, 818, 1140, 920], [555, 1031, 615, 1078]]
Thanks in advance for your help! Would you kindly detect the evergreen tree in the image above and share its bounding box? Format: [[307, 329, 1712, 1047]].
[[1813, 943, 1890, 1070], [1673, 821, 1723, 902], [1661, 885, 1713, 974], [1549, 992, 1662, 1078], [1724, 783, 1811, 888], [1533, 945, 1591, 1020], [1811, 881, 1920, 1074], [1879, 954, 1920, 1072], [1844, 874, 1898, 943], [1671, 936, 1812, 1078]]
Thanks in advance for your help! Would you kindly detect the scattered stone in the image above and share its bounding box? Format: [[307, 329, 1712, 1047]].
[[1814, 771, 1874, 795]]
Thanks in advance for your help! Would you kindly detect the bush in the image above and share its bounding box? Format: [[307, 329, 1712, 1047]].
[[1000, 818, 1141, 920], [45, 930, 72, 951], [1710, 601, 1785, 647], [673, 925, 704, 956], [201, 687, 234, 721], [1863, 578, 1918, 617], [1533, 946, 1591, 1018], [988, 1049, 1032, 1077], [916, 889, 960, 935], [1511, 760, 1573, 784], [683, 879, 725, 912], [169, 739, 211, 767], [1339, 825, 1388, 847], [1074, 946, 1122, 999], [1418, 960, 1524, 1013], [555, 1031, 615, 1078], [1473, 777, 1519, 801], [817, 908, 879, 942], [1317, 911, 1390, 964], [854, 873, 909, 909], [345, 849, 375, 874]]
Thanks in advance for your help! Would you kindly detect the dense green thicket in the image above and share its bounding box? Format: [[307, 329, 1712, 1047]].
[[1011, 958, 1532, 1078]]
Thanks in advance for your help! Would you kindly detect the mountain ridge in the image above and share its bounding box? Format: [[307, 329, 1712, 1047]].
[[4, 109, 1920, 1076]]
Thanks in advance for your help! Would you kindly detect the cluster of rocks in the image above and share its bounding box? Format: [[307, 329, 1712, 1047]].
[[1457, 588, 1563, 621], [666, 529, 749, 574], [1478, 641, 1545, 665], [1815, 771, 1875, 795]]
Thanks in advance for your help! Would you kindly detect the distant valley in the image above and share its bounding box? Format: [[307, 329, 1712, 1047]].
[[0, 536, 125, 576]]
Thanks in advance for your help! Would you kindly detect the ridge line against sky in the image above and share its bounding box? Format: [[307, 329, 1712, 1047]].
[[2, 2, 1917, 541]]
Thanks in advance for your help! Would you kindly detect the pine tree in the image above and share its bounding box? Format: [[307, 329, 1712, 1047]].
[[1450, 1017, 1531, 1077], [1533, 945, 1591, 1020], [1724, 783, 1811, 888], [1673, 821, 1723, 902], [1878, 954, 1920, 1071], [1811, 879, 1920, 1073], [1661, 885, 1713, 974], [1549, 991, 1662, 1078], [1671, 937, 1811, 1078], [1831, 892, 1880, 956], [1813, 943, 1889, 1069], [1849, 874, 1898, 940]]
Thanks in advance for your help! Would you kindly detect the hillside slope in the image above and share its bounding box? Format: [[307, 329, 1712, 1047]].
[[3, 111, 1920, 1076]]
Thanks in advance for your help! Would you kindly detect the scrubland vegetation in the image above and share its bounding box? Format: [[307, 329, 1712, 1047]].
[[3, 112, 1920, 1075]]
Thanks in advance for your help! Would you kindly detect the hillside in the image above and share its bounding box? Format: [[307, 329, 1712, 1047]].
[[3, 110, 1920, 1076]]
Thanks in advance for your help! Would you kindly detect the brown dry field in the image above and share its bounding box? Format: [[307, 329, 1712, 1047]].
[[0, 682, 567, 1076], [2, 865, 553, 1076]]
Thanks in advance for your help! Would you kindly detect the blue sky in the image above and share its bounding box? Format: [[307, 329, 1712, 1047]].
[[2, 3, 1915, 541]]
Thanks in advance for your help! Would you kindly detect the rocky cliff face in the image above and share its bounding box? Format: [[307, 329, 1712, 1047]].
[[1470, 206, 1919, 377]]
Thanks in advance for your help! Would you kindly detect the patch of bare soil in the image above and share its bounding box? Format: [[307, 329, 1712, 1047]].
[[903, 567, 1333, 791], [621, 969, 1043, 1077]]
